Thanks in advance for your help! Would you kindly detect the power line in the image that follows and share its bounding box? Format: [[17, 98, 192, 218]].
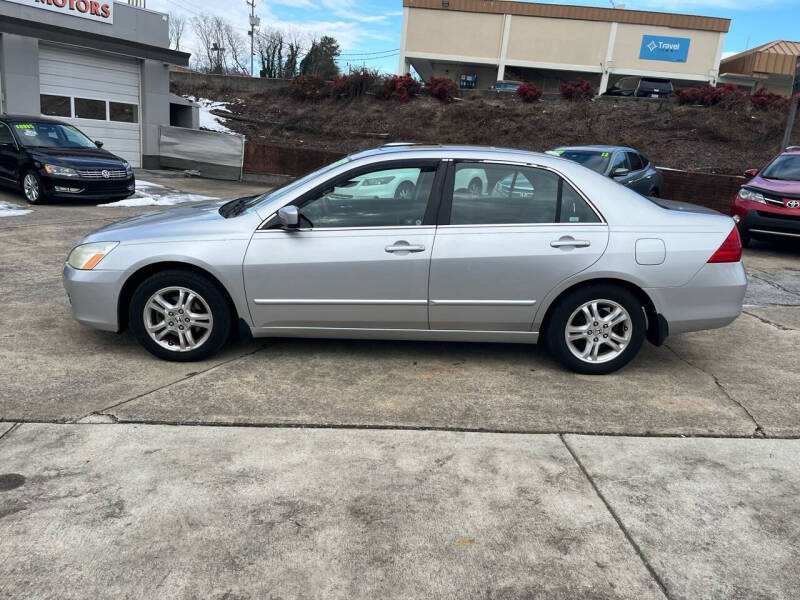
[[339, 48, 399, 57]]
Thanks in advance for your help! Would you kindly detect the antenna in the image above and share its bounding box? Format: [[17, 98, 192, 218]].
[[246, 0, 260, 76]]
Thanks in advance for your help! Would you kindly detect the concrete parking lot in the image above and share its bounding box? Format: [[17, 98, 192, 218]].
[[1, 175, 799, 599]]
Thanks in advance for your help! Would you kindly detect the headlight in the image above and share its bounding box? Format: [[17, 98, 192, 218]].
[[739, 187, 766, 204], [67, 242, 119, 270], [362, 176, 395, 186], [122, 161, 132, 172], [44, 164, 79, 178]]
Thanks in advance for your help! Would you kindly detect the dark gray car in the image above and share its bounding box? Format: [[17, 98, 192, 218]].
[[549, 145, 663, 197]]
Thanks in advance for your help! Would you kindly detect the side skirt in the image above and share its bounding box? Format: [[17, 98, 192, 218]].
[[250, 327, 540, 344]]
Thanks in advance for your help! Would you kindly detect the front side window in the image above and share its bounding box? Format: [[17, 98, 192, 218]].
[[74, 98, 106, 120], [0, 123, 14, 145], [610, 152, 630, 174], [12, 122, 95, 149], [41, 94, 71, 117], [449, 162, 600, 225], [298, 165, 437, 228]]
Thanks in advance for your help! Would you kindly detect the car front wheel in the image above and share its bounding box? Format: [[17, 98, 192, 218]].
[[22, 171, 48, 205], [129, 269, 232, 361], [545, 284, 646, 374]]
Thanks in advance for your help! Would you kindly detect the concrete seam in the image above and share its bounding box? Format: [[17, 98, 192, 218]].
[[742, 310, 797, 331], [663, 343, 765, 437], [747, 271, 800, 301], [559, 434, 672, 600], [75, 343, 269, 422], [3, 418, 796, 439], [0, 422, 22, 442]]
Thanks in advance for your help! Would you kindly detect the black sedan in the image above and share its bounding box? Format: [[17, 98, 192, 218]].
[[0, 115, 135, 204]]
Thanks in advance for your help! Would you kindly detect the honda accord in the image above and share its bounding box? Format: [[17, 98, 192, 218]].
[[62, 145, 746, 374]]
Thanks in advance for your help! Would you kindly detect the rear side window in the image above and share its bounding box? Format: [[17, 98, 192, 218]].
[[449, 162, 600, 225]]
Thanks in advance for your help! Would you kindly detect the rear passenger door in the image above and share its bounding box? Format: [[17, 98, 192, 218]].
[[428, 161, 609, 331]]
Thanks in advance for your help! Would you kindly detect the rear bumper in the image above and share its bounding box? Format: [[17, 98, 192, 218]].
[[62, 263, 124, 332], [645, 261, 747, 335], [736, 208, 800, 240]]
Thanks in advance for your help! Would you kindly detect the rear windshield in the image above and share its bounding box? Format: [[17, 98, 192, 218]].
[[554, 150, 611, 174], [761, 155, 800, 181], [11, 122, 95, 149]]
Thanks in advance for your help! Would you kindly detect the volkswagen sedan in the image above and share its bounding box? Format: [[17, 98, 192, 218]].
[[62, 145, 747, 374]]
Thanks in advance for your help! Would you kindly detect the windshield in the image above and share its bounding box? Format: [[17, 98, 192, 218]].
[[760, 155, 800, 181], [230, 157, 352, 216], [554, 149, 612, 174], [12, 122, 96, 149]]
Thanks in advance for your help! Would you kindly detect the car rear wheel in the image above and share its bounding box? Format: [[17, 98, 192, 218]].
[[129, 269, 232, 362], [394, 181, 415, 201], [468, 177, 483, 194], [22, 171, 48, 205], [545, 284, 646, 374]]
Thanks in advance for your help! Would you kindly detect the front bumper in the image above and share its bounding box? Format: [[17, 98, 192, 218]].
[[645, 261, 747, 335], [43, 173, 135, 201], [736, 208, 800, 240], [62, 263, 124, 332]]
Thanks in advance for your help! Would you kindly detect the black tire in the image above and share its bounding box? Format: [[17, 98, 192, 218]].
[[545, 284, 646, 375], [21, 170, 49, 205], [468, 177, 483, 194], [129, 269, 232, 362], [740, 231, 751, 248], [394, 181, 416, 201]]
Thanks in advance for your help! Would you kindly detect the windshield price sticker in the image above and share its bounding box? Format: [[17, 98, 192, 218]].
[[15, 124, 35, 130]]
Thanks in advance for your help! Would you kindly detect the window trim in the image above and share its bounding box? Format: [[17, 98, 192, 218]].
[[437, 159, 606, 227], [258, 158, 447, 231]]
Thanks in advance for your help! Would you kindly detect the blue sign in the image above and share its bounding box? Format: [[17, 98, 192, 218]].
[[639, 35, 690, 63]]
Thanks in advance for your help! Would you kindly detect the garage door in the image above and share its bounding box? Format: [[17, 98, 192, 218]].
[[39, 44, 142, 167]]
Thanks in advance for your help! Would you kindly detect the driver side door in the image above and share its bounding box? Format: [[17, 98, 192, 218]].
[[243, 159, 444, 331]]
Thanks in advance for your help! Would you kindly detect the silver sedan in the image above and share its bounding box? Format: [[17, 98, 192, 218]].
[[63, 145, 747, 374]]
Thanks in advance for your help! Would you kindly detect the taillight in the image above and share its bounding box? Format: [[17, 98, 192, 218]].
[[708, 227, 742, 263]]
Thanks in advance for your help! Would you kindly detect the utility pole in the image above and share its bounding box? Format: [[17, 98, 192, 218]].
[[247, 0, 260, 77], [780, 55, 800, 150]]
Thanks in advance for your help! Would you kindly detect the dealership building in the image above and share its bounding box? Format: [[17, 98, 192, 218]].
[[719, 40, 800, 96], [0, 0, 192, 167], [399, 0, 730, 93]]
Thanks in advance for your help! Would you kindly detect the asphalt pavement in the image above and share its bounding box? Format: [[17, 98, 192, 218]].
[[1, 173, 799, 599]]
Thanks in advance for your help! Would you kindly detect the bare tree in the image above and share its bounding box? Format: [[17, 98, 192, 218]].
[[191, 14, 248, 74], [168, 11, 186, 51], [223, 22, 249, 74]]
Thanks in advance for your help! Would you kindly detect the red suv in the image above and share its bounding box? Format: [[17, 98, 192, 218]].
[[731, 147, 800, 246]]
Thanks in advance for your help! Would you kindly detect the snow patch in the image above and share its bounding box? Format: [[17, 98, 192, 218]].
[[98, 193, 217, 207], [135, 179, 166, 190], [0, 201, 33, 218], [185, 96, 236, 134]]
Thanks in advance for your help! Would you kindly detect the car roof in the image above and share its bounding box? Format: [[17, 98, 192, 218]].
[[553, 145, 637, 153], [350, 143, 553, 162], [0, 114, 69, 125], [782, 146, 800, 155]]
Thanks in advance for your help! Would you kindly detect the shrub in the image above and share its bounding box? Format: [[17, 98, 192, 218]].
[[676, 83, 745, 107], [382, 74, 421, 102], [750, 87, 791, 110], [560, 77, 595, 101], [516, 82, 542, 102], [427, 76, 459, 103], [289, 75, 328, 101], [330, 67, 380, 99]]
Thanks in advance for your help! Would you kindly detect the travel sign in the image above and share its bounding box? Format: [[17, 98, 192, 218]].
[[639, 35, 690, 63], [5, 0, 113, 23]]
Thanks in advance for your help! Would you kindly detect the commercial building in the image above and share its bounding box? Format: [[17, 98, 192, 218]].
[[0, 0, 192, 167], [399, 0, 730, 94], [719, 41, 800, 96]]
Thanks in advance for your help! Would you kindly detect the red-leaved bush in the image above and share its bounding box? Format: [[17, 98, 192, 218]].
[[675, 83, 744, 106], [750, 87, 791, 110], [383, 74, 421, 102], [289, 75, 328, 101], [560, 77, 595, 101], [427, 77, 459, 103], [330, 67, 379, 99], [516, 82, 543, 102]]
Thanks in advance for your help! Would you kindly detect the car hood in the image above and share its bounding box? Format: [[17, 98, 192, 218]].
[[29, 147, 126, 169], [748, 176, 800, 197], [81, 199, 261, 245]]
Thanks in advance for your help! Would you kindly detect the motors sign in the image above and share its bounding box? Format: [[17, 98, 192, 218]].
[[639, 35, 690, 63], [5, 0, 113, 23]]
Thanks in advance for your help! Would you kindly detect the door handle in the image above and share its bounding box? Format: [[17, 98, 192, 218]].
[[550, 238, 591, 248], [385, 241, 426, 254]]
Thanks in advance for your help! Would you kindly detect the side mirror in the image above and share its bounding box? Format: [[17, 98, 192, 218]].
[[611, 167, 630, 178], [743, 169, 758, 179], [94, 140, 104, 148], [277, 205, 299, 229]]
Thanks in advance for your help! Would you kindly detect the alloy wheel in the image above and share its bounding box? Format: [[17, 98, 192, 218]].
[[564, 299, 632, 364], [23, 174, 39, 203], [143, 286, 214, 352]]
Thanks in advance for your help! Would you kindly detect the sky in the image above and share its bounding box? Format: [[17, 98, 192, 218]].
[[147, 0, 800, 74]]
